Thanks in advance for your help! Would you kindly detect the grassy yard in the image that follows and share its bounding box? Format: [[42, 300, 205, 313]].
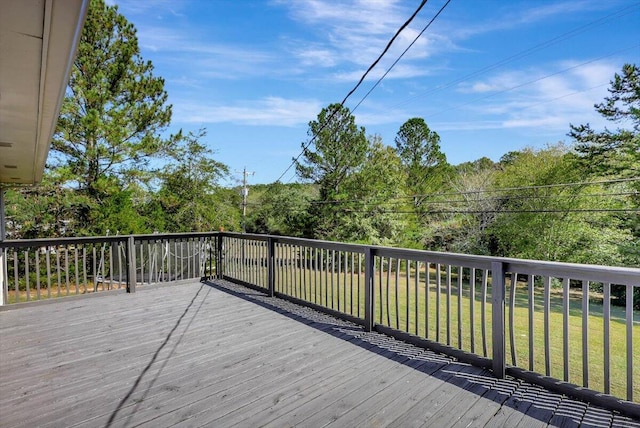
[[264, 258, 639, 402]]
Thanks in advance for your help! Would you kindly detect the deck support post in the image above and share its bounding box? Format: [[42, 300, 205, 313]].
[[491, 261, 506, 378], [267, 237, 275, 297], [364, 247, 374, 332], [0, 188, 6, 306], [126, 235, 136, 293]]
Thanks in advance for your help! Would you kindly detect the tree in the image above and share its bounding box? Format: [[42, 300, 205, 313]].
[[246, 183, 315, 237], [340, 136, 407, 245], [295, 104, 368, 240], [156, 129, 235, 232], [394, 118, 448, 197], [570, 63, 639, 177], [50, 0, 179, 233], [486, 145, 636, 266]]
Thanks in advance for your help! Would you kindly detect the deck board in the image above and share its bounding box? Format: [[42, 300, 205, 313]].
[[1, 279, 638, 427]]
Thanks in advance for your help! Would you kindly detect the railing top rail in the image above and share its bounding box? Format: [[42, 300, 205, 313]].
[[221, 232, 640, 283], [504, 258, 640, 286], [0, 231, 221, 249], [0, 235, 127, 249]]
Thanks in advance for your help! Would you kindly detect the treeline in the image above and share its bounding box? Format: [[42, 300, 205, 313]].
[[4, 0, 638, 276]]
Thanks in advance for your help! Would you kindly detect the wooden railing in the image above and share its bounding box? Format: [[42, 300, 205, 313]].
[[217, 232, 639, 417], [1, 231, 638, 417], [0, 232, 219, 305]]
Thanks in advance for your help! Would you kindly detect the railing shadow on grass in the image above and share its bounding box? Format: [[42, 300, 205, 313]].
[[202, 278, 639, 427]]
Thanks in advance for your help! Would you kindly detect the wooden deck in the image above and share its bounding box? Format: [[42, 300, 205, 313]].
[[1, 279, 638, 428]]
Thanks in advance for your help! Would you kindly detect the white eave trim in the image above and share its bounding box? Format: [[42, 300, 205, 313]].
[[32, 0, 90, 184]]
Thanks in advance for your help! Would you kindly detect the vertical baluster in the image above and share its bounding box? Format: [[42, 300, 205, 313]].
[[188, 239, 193, 280], [405, 259, 410, 333], [358, 253, 362, 319], [446, 265, 451, 346], [470, 267, 475, 353], [544, 276, 551, 376], [395, 259, 400, 329], [350, 252, 354, 315], [83, 246, 88, 292], [603, 282, 611, 395], [57, 246, 62, 296], [174, 240, 178, 281], [321, 248, 326, 307], [74, 247, 80, 294], [379, 256, 384, 324], [415, 261, 419, 335], [35, 250, 41, 300], [528, 275, 535, 370], [118, 242, 123, 288], [337, 251, 342, 311], [343, 252, 347, 312], [45, 247, 51, 299], [482, 269, 489, 357], [65, 247, 70, 295], [425, 261, 430, 339], [331, 250, 335, 309], [13, 250, 18, 303], [139, 240, 145, 285], [25, 250, 30, 301], [436, 264, 442, 343], [457, 265, 462, 349], [109, 244, 114, 290], [626, 284, 634, 401], [562, 277, 570, 382], [304, 246, 309, 300], [582, 279, 589, 387], [92, 245, 97, 292], [510, 273, 517, 366], [293, 245, 298, 297], [386, 258, 391, 327], [24, 248, 31, 302]]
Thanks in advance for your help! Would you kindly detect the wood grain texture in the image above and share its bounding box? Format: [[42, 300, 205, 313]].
[[0, 279, 637, 427]]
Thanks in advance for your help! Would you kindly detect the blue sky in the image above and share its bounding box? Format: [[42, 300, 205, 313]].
[[109, 0, 640, 185]]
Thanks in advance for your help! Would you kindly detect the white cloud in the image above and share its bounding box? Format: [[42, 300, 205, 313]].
[[173, 97, 323, 127], [429, 59, 622, 134]]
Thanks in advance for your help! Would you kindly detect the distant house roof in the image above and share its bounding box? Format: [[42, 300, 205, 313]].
[[0, 0, 89, 185]]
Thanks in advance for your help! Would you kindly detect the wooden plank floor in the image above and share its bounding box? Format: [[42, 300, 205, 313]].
[[1, 279, 638, 428]]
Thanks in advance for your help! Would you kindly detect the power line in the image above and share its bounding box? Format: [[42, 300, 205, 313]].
[[341, 208, 640, 215], [273, 0, 431, 184], [297, 177, 640, 206], [351, 0, 452, 113], [379, 3, 640, 112]]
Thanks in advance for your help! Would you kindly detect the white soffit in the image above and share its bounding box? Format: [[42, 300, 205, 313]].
[[0, 0, 89, 185]]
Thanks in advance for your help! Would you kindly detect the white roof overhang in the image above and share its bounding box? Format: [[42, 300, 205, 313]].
[[0, 0, 89, 185]]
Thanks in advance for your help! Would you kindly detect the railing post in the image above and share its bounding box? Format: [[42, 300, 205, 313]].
[[364, 247, 374, 332], [0, 247, 6, 306], [267, 237, 275, 297], [491, 261, 506, 378], [126, 236, 136, 293], [0, 188, 6, 306], [216, 233, 224, 279]]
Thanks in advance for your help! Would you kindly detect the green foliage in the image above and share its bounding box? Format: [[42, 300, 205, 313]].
[[295, 103, 368, 240], [486, 145, 636, 266], [50, 0, 179, 233], [246, 183, 315, 236], [156, 129, 236, 232], [340, 136, 407, 245], [570, 63, 639, 177]]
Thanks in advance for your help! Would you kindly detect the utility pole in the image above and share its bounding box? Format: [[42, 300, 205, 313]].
[[236, 167, 254, 233]]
